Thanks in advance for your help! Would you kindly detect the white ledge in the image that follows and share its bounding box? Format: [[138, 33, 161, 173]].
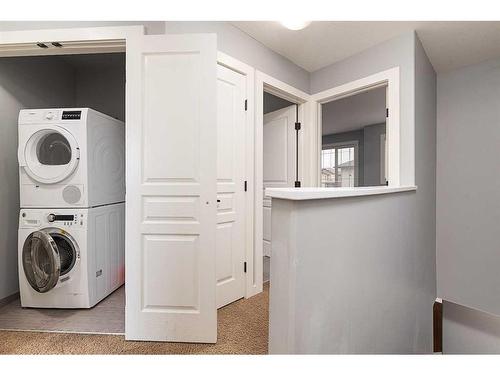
[[265, 186, 417, 200]]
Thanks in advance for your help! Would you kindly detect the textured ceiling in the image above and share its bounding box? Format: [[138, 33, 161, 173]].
[[232, 21, 500, 73]]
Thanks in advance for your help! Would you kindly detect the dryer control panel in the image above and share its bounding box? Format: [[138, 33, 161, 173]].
[[18, 108, 88, 124]]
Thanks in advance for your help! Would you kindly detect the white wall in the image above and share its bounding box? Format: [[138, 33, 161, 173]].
[[0, 56, 75, 300], [437, 56, 500, 353], [306, 32, 437, 352]]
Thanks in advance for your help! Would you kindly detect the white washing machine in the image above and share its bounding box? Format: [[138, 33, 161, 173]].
[[18, 203, 125, 309], [18, 108, 125, 208]]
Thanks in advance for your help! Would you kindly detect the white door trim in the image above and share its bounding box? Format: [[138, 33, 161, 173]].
[[255, 71, 311, 291], [0, 25, 143, 48], [217, 52, 257, 299], [311, 67, 401, 187]]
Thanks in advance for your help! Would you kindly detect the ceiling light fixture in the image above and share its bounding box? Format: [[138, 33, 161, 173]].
[[279, 20, 311, 31]]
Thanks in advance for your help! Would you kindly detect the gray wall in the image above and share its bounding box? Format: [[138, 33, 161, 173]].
[[363, 123, 386, 186], [442, 301, 500, 354], [311, 32, 415, 186], [73, 53, 125, 121], [321, 86, 386, 135], [0, 56, 75, 300], [164, 22, 310, 93], [437, 57, 500, 352], [308, 32, 436, 352], [263, 92, 294, 114], [270, 192, 426, 353]]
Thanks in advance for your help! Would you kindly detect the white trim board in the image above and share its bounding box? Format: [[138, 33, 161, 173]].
[[311, 67, 404, 188]]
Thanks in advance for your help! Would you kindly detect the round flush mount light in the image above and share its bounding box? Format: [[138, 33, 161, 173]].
[[279, 20, 311, 31]]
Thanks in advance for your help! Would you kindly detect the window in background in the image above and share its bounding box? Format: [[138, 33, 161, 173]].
[[321, 143, 357, 187]]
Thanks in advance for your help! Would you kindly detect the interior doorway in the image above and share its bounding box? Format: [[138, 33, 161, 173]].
[[256, 77, 310, 285], [262, 92, 295, 282]]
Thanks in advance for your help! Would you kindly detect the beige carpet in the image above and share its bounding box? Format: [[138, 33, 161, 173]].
[[0, 284, 269, 355]]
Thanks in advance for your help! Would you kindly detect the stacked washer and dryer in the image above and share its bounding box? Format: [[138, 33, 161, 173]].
[[17, 108, 125, 308]]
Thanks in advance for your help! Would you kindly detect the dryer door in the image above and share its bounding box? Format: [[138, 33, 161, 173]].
[[21, 126, 80, 184], [22, 230, 61, 293]]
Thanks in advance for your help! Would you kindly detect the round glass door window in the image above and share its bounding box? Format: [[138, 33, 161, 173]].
[[22, 230, 78, 293], [37, 132, 72, 165], [22, 127, 80, 184]]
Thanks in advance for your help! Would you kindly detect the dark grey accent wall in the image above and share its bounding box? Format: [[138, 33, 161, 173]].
[[263, 92, 294, 114], [437, 56, 500, 353], [0, 56, 76, 300], [73, 53, 126, 121]]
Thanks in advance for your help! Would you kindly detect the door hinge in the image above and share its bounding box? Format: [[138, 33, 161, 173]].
[[244, 262, 247, 273], [244, 180, 247, 192], [244, 99, 248, 111], [386, 108, 389, 118], [295, 122, 301, 131]]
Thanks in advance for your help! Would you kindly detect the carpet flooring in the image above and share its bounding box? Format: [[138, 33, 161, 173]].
[[0, 284, 269, 355]]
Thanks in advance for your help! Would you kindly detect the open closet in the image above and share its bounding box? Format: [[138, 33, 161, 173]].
[[0, 51, 126, 335]]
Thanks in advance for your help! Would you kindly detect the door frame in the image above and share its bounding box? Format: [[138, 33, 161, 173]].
[[216, 52, 257, 299], [254, 71, 312, 294]]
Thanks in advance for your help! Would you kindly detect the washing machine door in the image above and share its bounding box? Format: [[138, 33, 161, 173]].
[[22, 228, 79, 294], [20, 126, 80, 184], [22, 231, 61, 293]]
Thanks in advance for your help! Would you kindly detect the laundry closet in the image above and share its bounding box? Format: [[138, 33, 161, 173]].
[[0, 51, 127, 334], [0, 29, 258, 343]]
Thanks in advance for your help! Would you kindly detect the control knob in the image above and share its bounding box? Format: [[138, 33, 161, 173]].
[[47, 214, 56, 222]]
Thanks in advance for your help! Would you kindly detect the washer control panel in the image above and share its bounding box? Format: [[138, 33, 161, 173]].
[[46, 213, 84, 227]]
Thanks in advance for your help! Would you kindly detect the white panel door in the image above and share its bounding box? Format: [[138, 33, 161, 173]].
[[126, 34, 217, 343], [263, 105, 296, 257], [216, 64, 246, 308]]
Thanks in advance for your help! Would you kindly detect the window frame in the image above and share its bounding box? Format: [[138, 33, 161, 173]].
[[310, 67, 402, 188], [321, 140, 359, 187]]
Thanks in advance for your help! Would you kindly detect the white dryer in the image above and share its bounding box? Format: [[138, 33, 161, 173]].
[[18, 203, 125, 309], [18, 108, 125, 208]]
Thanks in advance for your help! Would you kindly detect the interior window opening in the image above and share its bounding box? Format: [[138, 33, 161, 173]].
[[320, 85, 388, 187]]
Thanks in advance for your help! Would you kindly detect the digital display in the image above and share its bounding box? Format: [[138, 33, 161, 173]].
[[62, 111, 82, 120], [54, 215, 74, 221]]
